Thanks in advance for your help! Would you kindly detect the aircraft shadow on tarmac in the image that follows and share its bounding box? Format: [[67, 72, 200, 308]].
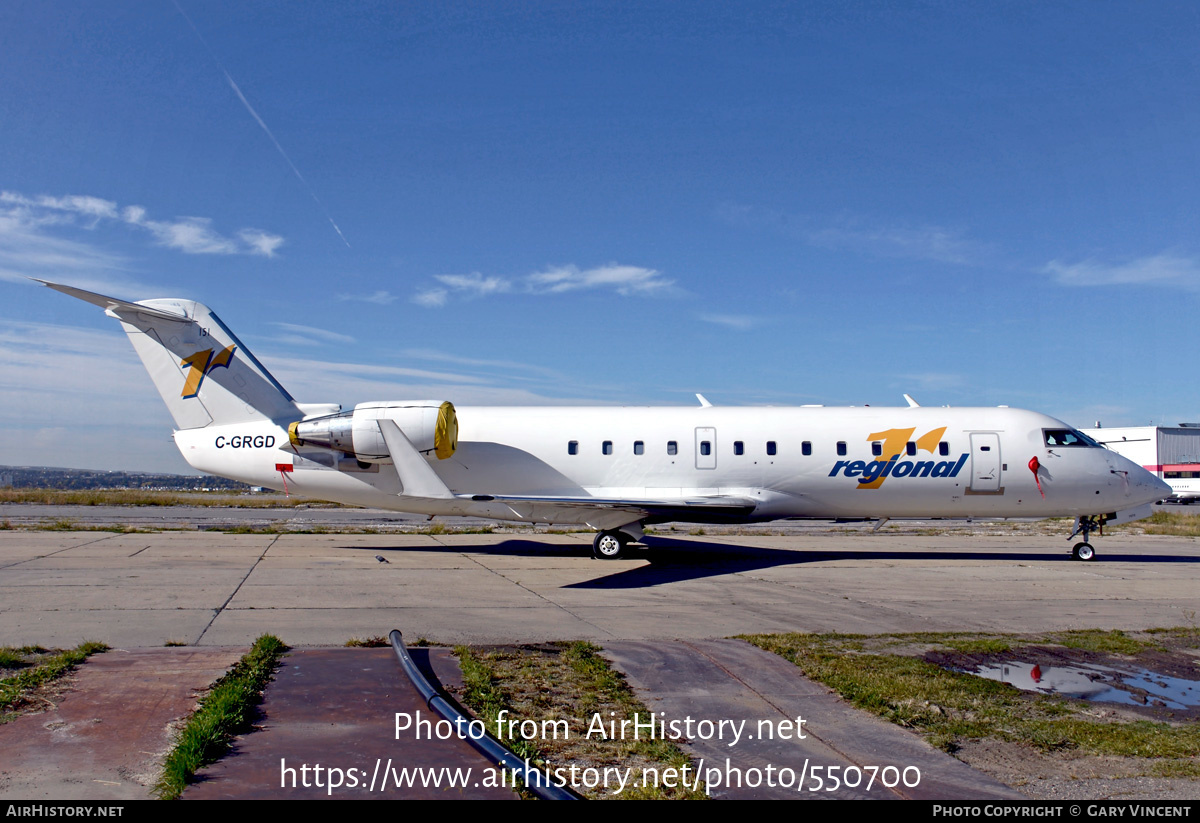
[[348, 536, 1198, 590]]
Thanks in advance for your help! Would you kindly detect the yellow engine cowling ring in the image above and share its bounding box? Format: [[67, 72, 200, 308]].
[[434, 401, 458, 459]]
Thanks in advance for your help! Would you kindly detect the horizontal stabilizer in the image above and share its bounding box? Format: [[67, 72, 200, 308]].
[[35, 279, 190, 323]]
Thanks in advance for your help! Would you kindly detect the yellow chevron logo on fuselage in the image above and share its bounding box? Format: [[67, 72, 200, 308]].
[[827, 426, 969, 490]]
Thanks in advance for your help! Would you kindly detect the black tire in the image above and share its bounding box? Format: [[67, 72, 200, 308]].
[[1071, 542, 1096, 561], [593, 530, 626, 560]]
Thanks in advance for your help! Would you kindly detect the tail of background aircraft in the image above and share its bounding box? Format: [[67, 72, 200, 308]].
[[40, 280, 301, 430]]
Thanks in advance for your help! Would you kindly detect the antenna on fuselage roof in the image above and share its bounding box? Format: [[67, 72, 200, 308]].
[[903, 394, 920, 408], [696, 394, 713, 408]]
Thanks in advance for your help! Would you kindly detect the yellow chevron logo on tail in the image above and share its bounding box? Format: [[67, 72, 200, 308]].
[[180, 345, 236, 398]]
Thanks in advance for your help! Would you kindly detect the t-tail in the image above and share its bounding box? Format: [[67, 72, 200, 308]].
[[38, 280, 302, 429]]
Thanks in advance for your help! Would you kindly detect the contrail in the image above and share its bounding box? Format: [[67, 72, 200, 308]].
[[172, 1, 351, 248]]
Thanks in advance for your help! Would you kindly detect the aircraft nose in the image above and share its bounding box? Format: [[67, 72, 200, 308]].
[[1131, 468, 1172, 503]]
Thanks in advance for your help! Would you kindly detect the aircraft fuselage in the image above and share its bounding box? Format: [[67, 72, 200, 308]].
[[174, 404, 1163, 524]]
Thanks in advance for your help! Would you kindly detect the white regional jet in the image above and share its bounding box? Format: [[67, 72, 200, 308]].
[[42, 280, 1169, 562]]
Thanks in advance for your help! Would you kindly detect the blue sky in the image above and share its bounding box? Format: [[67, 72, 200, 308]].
[[3, 1, 1198, 472]]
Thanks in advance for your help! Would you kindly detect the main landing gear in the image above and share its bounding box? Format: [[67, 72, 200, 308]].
[[592, 530, 629, 560], [1068, 515, 1103, 561]]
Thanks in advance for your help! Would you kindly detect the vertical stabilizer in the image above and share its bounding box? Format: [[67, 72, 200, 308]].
[[40, 280, 300, 429]]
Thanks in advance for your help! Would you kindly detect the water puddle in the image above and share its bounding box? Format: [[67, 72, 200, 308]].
[[965, 660, 1200, 710]]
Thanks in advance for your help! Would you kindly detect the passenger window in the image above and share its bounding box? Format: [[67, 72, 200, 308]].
[[634, 441, 644, 455], [734, 441, 744, 455], [906, 442, 916, 456], [568, 440, 578, 455], [700, 441, 711, 456], [602, 441, 613, 455], [667, 441, 678, 455], [767, 441, 777, 456], [939, 442, 949, 456], [837, 441, 847, 456], [802, 441, 811, 456], [871, 442, 882, 456]]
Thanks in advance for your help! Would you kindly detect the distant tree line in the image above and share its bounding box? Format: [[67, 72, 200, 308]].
[[0, 466, 250, 491]]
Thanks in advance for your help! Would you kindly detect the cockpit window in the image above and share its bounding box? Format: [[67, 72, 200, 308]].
[[1044, 429, 1101, 448]]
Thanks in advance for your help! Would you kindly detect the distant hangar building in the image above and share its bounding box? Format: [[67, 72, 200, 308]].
[[1081, 424, 1200, 503]]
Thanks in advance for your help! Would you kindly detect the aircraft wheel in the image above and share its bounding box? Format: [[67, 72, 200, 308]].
[[593, 530, 627, 560], [1071, 542, 1096, 561]]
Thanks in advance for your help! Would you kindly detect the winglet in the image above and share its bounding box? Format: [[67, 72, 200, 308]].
[[377, 418, 454, 499], [696, 393, 713, 408], [903, 394, 920, 408]]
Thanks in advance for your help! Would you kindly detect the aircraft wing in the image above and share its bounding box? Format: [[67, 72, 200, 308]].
[[375, 418, 757, 530], [465, 494, 759, 531]]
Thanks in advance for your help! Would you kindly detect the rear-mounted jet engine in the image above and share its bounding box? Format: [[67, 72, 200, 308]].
[[288, 400, 458, 462]]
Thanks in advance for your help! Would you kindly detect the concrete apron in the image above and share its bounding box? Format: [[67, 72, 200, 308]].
[[0, 648, 245, 800], [184, 648, 517, 799], [603, 639, 1022, 800]]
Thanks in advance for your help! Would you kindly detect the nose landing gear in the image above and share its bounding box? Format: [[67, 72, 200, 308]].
[[1067, 515, 1103, 561]]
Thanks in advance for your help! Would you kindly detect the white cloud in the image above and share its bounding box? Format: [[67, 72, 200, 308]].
[[717, 203, 980, 265], [435, 272, 512, 297], [1043, 254, 1200, 289], [525, 264, 671, 295], [0, 214, 125, 277], [338, 290, 398, 305], [699, 314, 764, 330], [808, 222, 976, 265], [138, 215, 239, 255], [37, 194, 120, 222], [411, 263, 673, 307], [412, 288, 448, 308], [0, 318, 185, 471], [238, 229, 285, 258], [0, 189, 284, 259], [400, 348, 567, 380], [268, 354, 592, 408], [269, 322, 356, 345], [0, 191, 119, 223], [0, 316, 620, 470]]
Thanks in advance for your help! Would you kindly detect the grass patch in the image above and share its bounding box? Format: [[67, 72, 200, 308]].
[[0, 642, 108, 720], [345, 636, 389, 648], [1116, 510, 1200, 537], [455, 646, 540, 765], [0, 649, 31, 670], [155, 634, 288, 800], [1044, 629, 1150, 655], [454, 643, 704, 799], [219, 524, 288, 535], [1149, 760, 1200, 778], [2, 520, 151, 534], [742, 631, 1200, 765]]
